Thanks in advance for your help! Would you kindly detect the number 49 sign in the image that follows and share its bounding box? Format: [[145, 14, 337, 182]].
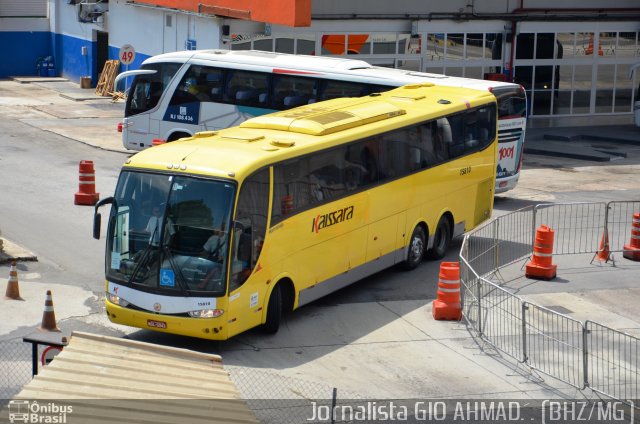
[[119, 44, 136, 65]]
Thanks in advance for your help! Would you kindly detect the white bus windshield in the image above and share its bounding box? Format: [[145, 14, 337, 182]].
[[125, 63, 182, 117], [106, 171, 235, 296]]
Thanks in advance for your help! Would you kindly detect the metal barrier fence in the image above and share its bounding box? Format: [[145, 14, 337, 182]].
[[0, 340, 33, 400], [533, 202, 606, 255], [460, 200, 640, 404], [607, 201, 640, 256], [586, 321, 640, 402], [523, 303, 585, 389], [227, 366, 367, 424]]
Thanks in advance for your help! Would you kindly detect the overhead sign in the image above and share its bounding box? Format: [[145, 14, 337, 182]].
[[119, 44, 136, 65]]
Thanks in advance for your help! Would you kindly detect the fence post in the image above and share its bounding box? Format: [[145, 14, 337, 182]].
[[330, 387, 337, 424], [476, 278, 483, 338], [604, 202, 611, 238], [531, 206, 539, 252], [583, 323, 590, 389], [522, 302, 528, 363], [494, 220, 500, 272]]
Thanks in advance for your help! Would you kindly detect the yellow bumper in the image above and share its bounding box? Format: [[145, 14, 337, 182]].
[[106, 300, 229, 340]]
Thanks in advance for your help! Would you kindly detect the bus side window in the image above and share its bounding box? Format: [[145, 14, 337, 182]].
[[476, 105, 495, 149], [272, 159, 311, 224], [380, 129, 411, 178], [435, 118, 452, 162], [415, 122, 437, 168], [204, 69, 224, 100], [272, 75, 315, 110], [308, 148, 347, 201], [447, 114, 466, 158], [464, 110, 480, 152], [225, 70, 269, 107], [230, 169, 269, 291]]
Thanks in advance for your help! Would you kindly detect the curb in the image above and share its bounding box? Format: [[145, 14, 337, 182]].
[[0, 238, 38, 264]]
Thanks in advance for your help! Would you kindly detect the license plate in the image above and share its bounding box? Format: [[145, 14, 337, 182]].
[[147, 319, 167, 329]]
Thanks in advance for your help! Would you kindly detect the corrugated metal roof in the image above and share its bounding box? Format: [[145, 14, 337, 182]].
[[13, 331, 258, 424]]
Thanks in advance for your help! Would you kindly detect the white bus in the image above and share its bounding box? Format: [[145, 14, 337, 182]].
[[116, 49, 526, 193]]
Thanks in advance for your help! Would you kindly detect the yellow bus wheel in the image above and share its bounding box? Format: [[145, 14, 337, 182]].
[[402, 225, 426, 270]]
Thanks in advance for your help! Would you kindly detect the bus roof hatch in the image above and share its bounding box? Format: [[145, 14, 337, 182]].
[[241, 101, 406, 136]]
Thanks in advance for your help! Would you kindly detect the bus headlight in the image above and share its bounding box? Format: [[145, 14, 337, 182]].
[[188, 309, 224, 318], [106, 292, 129, 307]]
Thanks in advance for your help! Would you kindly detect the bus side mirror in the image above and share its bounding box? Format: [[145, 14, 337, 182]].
[[92, 196, 114, 240], [93, 213, 102, 240]]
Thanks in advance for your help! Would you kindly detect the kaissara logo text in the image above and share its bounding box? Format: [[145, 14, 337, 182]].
[[312, 206, 354, 233]]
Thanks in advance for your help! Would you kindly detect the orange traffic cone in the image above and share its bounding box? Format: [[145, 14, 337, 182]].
[[432, 261, 462, 321], [585, 34, 603, 56], [594, 231, 611, 263], [4, 260, 24, 300], [623, 213, 640, 261], [525, 225, 557, 280], [74, 160, 100, 206], [39, 290, 60, 332]]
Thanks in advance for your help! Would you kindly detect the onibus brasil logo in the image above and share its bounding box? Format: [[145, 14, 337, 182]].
[[7, 400, 72, 423]]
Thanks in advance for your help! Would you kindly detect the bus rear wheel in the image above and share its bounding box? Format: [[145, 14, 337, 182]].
[[262, 284, 282, 334], [428, 217, 451, 260], [402, 225, 426, 270]]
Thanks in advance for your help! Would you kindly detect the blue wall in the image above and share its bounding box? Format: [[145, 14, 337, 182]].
[[54, 33, 93, 83], [0, 30, 153, 83], [0, 32, 51, 78]]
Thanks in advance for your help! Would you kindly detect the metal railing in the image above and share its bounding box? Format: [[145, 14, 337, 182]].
[[586, 321, 640, 401], [460, 200, 640, 403]]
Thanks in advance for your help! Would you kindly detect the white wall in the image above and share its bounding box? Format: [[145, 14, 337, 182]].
[[53, 0, 104, 41], [0, 17, 49, 31], [108, 2, 223, 58]]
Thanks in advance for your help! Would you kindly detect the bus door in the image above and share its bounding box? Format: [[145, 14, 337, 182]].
[[225, 169, 270, 337]]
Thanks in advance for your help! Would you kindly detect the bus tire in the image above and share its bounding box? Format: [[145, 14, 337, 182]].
[[402, 225, 426, 270], [262, 284, 282, 334], [428, 216, 451, 260]]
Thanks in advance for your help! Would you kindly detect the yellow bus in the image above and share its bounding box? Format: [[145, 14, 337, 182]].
[[94, 83, 497, 340]]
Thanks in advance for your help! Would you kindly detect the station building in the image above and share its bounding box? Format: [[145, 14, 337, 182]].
[[1, 0, 639, 126]]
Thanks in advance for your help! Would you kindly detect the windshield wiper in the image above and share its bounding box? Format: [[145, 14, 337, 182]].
[[126, 222, 160, 286], [127, 243, 155, 286]]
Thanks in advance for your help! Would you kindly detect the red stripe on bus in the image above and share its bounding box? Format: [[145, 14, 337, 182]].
[[272, 68, 321, 75]]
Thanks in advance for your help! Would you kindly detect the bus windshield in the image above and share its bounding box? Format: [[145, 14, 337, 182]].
[[106, 171, 236, 297], [494, 86, 527, 121], [125, 62, 181, 117]]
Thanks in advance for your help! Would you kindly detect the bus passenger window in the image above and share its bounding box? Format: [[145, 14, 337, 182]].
[[272, 159, 310, 224], [225, 70, 269, 107], [380, 129, 413, 179], [273, 75, 315, 110], [414, 123, 437, 168], [435, 118, 452, 162], [464, 111, 480, 151]]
